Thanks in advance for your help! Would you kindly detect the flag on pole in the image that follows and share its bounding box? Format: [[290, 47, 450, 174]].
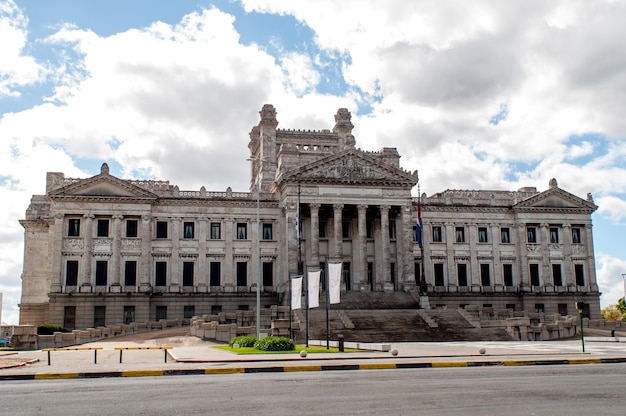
[[416, 197, 423, 248], [295, 203, 301, 246], [328, 263, 342, 304], [291, 276, 303, 310], [308, 270, 320, 308]]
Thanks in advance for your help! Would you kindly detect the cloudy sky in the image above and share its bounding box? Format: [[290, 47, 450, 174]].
[[2, 0, 626, 324]]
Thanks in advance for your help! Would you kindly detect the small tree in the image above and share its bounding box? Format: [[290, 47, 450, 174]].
[[617, 297, 626, 315]]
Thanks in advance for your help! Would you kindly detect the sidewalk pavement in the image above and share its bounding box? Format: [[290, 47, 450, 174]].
[[1, 336, 625, 380]]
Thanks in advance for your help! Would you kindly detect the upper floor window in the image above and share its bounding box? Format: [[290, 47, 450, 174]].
[[572, 227, 582, 244], [156, 221, 168, 239], [389, 220, 396, 240], [126, 219, 138, 238], [97, 219, 109, 237], [262, 223, 273, 240], [68, 218, 80, 237], [342, 221, 351, 239], [501, 227, 510, 244], [549, 227, 559, 243], [527, 226, 537, 243], [183, 222, 194, 239], [455, 227, 465, 243], [432, 226, 442, 242], [319, 220, 327, 238], [210, 222, 221, 239], [237, 223, 247, 240], [478, 227, 488, 243]]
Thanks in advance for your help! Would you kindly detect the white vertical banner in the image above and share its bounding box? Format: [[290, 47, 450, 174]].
[[291, 276, 303, 310], [328, 262, 342, 304], [308, 270, 321, 308]]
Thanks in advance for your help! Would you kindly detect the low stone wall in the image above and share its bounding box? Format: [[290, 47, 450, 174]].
[[8, 319, 189, 350]]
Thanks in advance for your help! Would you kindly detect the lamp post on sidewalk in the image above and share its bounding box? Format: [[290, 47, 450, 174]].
[[575, 301, 585, 353]]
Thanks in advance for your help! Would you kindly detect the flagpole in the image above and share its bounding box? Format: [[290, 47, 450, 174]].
[[417, 171, 427, 293]]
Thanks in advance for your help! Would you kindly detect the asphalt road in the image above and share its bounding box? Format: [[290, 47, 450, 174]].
[[2, 363, 625, 415]]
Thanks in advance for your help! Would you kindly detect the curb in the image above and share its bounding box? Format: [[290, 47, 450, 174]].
[[2, 356, 626, 381]]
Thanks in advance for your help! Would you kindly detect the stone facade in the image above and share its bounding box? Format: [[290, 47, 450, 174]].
[[18, 104, 600, 330]]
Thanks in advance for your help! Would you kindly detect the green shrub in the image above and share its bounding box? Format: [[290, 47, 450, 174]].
[[37, 324, 70, 335], [253, 336, 295, 351], [229, 335, 257, 348]]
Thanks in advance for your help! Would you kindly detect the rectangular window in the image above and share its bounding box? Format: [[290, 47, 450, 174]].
[[366, 221, 373, 239], [183, 222, 194, 239], [345, 262, 352, 290], [575, 264, 585, 286], [342, 221, 351, 239], [503, 264, 514, 286], [552, 264, 563, 286], [156, 306, 167, 321], [263, 223, 273, 240], [478, 227, 488, 243], [501, 228, 510, 244], [432, 226, 442, 242], [480, 264, 491, 286], [183, 262, 194, 286], [124, 306, 135, 324], [237, 223, 247, 240], [210, 222, 221, 239], [211, 305, 222, 315], [124, 260, 137, 286], [530, 263, 540, 286], [527, 227, 537, 243], [95, 260, 108, 286], [558, 304, 568, 316], [65, 260, 79, 286], [457, 263, 468, 286], [389, 220, 396, 240], [184, 306, 195, 319], [455, 227, 465, 243], [68, 218, 80, 237], [94, 306, 106, 327], [262, 262, 273, 286], [572, 227, 582, 244], [319, 220, 327, 238], [155, 261, 167, 286], [535, 304, 545, 313], [156, 221, 168, 238], [236, 261, 247, 286], [97, 219, 109, 237], [63, 306, 76, 330], [126, 219, 138, 238], [210, 262, 221, 286], [549, 227, 559, 243], [434, 263, 445, 286], [413, 262, 419, 285]]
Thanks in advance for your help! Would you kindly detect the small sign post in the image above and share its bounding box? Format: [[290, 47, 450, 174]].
[[575, 301, 585, 353]]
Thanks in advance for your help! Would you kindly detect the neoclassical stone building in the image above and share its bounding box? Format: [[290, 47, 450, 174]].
[[19, 104, 600, 329]]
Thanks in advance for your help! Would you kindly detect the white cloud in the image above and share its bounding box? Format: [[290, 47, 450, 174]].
[[596, 254, 626, 307]]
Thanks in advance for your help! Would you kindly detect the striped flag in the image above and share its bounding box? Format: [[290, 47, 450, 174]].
[[295, 203, 301, 246], [416, 198, 423, 248]]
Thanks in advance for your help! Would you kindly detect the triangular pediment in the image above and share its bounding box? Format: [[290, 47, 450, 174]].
[[514, 185, 597, 213], [280, 149, 416, 187], [50, 172, 157, 200]]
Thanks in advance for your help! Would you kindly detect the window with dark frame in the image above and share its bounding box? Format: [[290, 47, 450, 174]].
[[210, 222, 221, 239], [552, 264, 563, 286], [237, 223, 247, 240], [530, 263, 540, 286], [65, 260, 79, 286], [572, 227, 582, 244], [156, 221, 168, 239], [558, 304, 568, 316], [478, 227, 488, 243], [501, 227, 510, 244], [389, 220, 396, 240], [155, 261, 167, 286], [183, 262, 194, 286], [262, 262, 273, 287], [549, 227, 559, 243], [527, 226, 537, 243], [94, 306, 106, 327], [236, 261, 247, 286], [455, 227, 465, 243], [503, 264, 514, 286], [126, 219, 138, 238], [124, 306, 135, 324], [64, 306, 76, 330], [210, 261, 221, 286], [124, 260, 137, 286], [432, 226, 442, 242], [319, 220, 327, 238], [457, 263, 468, 286], [183, 222, 194, 239], [263, 223, 273, 240], [95, 260, 108, 286], [480, 264, 491, 286], [575, 264, 585, 286], [156, 306, 167, 321], [434, 263, 445, 286], [342, 221, 351, 239], [97, 219, 109, 237], [184, 306, 195, 318], [68, 218, 80, 237]]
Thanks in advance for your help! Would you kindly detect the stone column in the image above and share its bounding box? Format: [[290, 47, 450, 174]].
[[223, 219, 234, 290], [80, 214, 94, 291], [539, 223, 550, 288], [139, 215, 152, 292], [492, 223, 502, 287], [50, 213, 64, 293], [198, 217, 208, 292], [400, 204, 414, 291], [517, 222, 530, 290], [310, 204, 320, 267], [286, 206, 300, 275], [357, 204, 368, 289], [468, 224, 480, 290], [170, 218, 180, 292], [380, 205, 390, 290], [444, 222, 455, 290], [110, 214, 123, 291], [332, 204, 343, 258], [562, 223, 574, 287], [585, 223, 598, 290]]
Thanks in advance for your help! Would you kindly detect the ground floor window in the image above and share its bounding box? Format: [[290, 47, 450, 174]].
[[64, 306, 76, 330], [184, 305, 195, 318], [156, 306, 167, 321], [124, 306, 135, 324], [94, 306, 106, 327]]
